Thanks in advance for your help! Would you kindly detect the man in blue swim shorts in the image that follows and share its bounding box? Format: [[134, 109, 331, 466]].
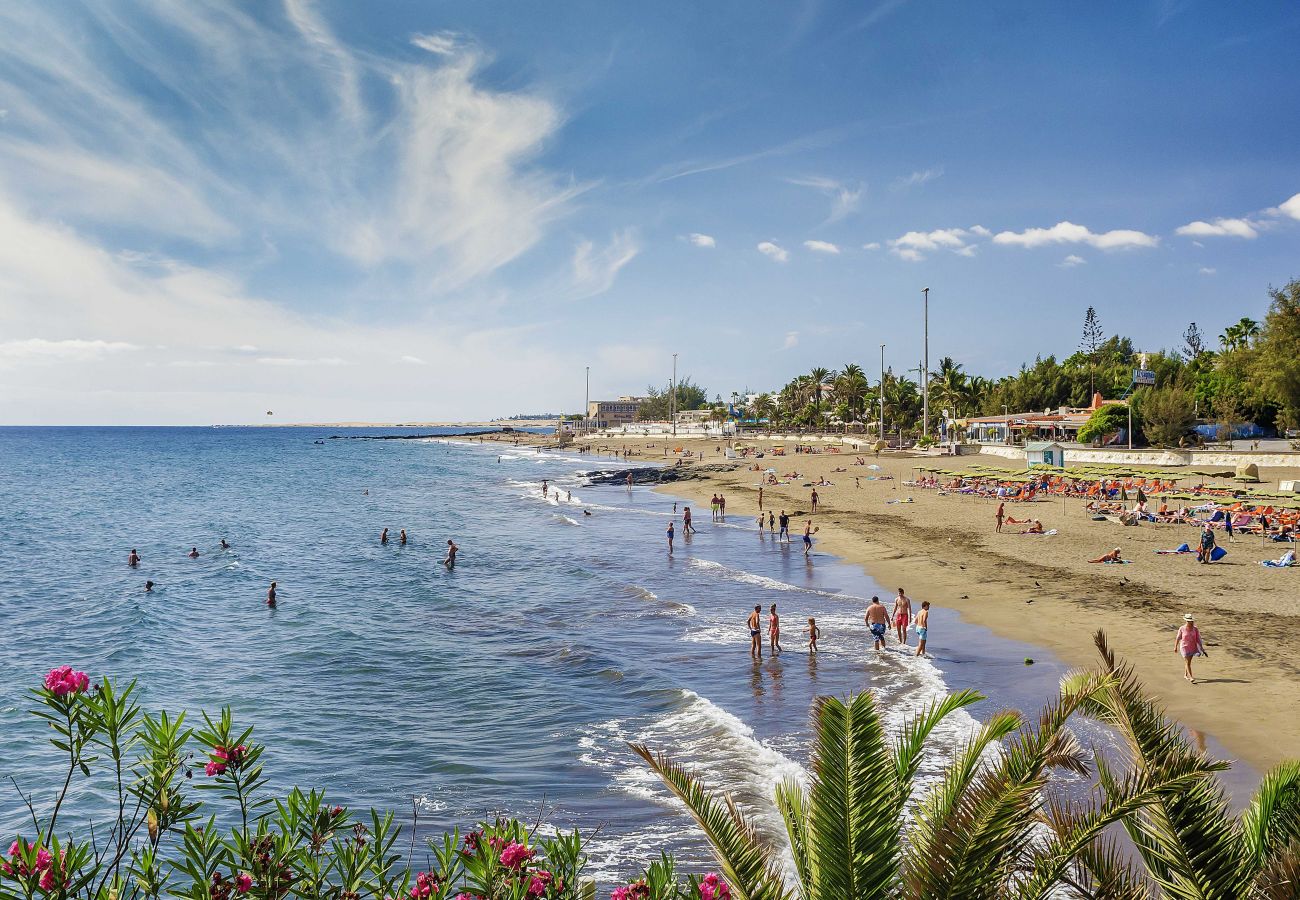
[[865, 595, 889, 651]]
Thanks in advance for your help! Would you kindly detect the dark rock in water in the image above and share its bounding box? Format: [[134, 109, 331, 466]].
[[331, 429, 507, 440], [586, 464, 734, 486]]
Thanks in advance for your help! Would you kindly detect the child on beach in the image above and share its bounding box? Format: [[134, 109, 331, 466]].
[[914, 601, 930, 657], [804, 617, 821, 653], [768, 604, 782, 653]]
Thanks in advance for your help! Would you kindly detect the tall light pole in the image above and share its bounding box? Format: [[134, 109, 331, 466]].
[[584, 365, 590, 436], [671, 353, 678, 437], [921, 287, 930, 438], [879, 343, 886, 440]]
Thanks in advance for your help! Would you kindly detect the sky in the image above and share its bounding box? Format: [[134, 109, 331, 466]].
[[1, 1, 1298, 424]]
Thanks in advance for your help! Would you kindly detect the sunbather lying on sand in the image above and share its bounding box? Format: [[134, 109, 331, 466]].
[[1020, 520, 1044, 534], [1089, 547, 1124, 563], [1005, 516, 1031, 526]]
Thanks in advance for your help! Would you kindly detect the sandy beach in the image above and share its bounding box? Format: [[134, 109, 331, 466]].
[[480, 430, 1300, 773]]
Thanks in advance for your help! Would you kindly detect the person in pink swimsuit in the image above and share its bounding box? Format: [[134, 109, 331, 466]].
[[1175, 613, 1207, 683]]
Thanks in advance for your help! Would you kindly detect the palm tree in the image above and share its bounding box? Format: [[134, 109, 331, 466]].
[[1236, 317, 1261, 346], [1220, 324, 1244, 353], [833, 367, 870, 422], [809, 367, 834, 421], [930, 357, 968, 418], [1063, 632, 1300, 898], [633, 660, 1211, 899], [750, 393, 776, 428]]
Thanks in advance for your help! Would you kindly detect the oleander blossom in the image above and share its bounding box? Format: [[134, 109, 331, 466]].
[[498, 841, 534, 869], [526, 870, 552, 896], [43, 666, 90, 697], [409, 871, 438, 899], [3, 840, 54, 877], [611, 881, 649, 900], [698, 873, 731, 900], [205, 744, 246, 776], [235, 873, 253, 893]]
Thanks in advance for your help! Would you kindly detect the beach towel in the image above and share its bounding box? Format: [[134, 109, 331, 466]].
[[1261, 551, 1296, 568], [1103, 558, 1132, 564], [885, 498, 914, 504], [1155, 543, 1193, 555], [1210, 546, 1227, 561], [1021, 529, 1059, 536]]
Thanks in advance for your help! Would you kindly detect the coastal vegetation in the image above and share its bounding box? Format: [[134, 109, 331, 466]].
[[730, 278, 1300, 442], [9, 636, 1300, 899]]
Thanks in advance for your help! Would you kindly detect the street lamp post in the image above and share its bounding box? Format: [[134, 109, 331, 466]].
[[671, 353, 678, 438], [922, 287, 930, 439], [1002, 404, 1009, 446], [879, 343, 886, 441], [584, 366, 590, 437]]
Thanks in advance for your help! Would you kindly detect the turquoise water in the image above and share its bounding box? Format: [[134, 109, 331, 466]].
[[0, 426, 1196, 881]]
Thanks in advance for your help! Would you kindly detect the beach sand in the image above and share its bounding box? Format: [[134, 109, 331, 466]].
[[482, 430, 1300, 773]]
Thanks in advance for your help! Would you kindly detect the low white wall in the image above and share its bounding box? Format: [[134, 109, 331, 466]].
[[968, 443, 1300, 470]]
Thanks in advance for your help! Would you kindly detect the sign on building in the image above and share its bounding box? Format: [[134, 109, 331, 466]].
[[1132, 369, 1155, 386]]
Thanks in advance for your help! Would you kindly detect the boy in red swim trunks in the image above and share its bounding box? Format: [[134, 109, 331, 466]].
[[892, 587, 912, 646]]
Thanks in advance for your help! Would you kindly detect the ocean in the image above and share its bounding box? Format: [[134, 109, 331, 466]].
[[0, 426, 1248, 884]]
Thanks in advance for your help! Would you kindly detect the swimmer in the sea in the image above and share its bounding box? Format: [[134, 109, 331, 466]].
[[188, 547, 200, 558], [400, 529, 407, 546], [444, 540, 458, 568], [128, 549, 141, 567], [266, 581, 277, 608], [380, 527, 389, 545], [145, 580, 155, 593], [220, 539, 230, 550]]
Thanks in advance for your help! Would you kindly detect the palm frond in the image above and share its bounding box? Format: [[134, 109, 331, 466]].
[[902, 710, 1021, 897], [631, 744, 791, 900], [892, 689, 984, 790], [804, 692, 899, 900], [774, 777, 811, 895], [1240, 761, 1300, 875], [1249, 840, 1300, 900]]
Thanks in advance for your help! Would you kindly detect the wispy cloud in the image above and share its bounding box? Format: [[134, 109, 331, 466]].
[[687, 232, 716, 248], [0, 338, 141, 364], [757, 240, 790, 262], [1199, 267, 1217, 275], [803, 239, 840, 254], [992, 222, 1158, 250], [891, 167, 943, 190], [398, 355, 426, 365], [651, 125, 851, 184], [257, 357, 348, 367], [781, 331, 799, 350], [786, 175, 864, 222], [571, 229, 640, 298], [1175, 217, 1257, 239], [862, 241, 881, 250], [411, 31, 462, 56], [888, 227, 984, 260], [1059, 254, 1086, 267]]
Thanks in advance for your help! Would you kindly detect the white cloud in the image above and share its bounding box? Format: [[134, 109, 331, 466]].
[[991, 221, 1158, 250], [803, 239, 840, 254], [786, 176, 863, 223], [1175, 218, 1257, 239], [257, 357, 347, 367], [398, 355, 426, 365], [888, 227, 984, 260], [0, 338, 140, 364], [410, 31, 462, 56], [1198, 267, 1217, 275], [687, 233, 716, 248], [1060, 254, 1086, 267], [781, 331, 799, 350], [968, 225, 992, 237], [757, 241, 790, 262], [1273, 193, 1300, 221], [891, 167, 943, 190], [571, 229, 640, 298], [863, 242, 881, 250]]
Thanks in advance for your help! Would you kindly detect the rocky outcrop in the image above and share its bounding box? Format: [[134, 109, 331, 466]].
[[586, 464, 735, 485]]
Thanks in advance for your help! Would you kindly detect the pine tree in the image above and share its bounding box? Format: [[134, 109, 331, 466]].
[[1182, 321, 1206, 361], [1080, 306, 1104, 398]]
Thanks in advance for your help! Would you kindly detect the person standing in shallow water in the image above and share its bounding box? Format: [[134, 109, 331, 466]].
[[380, 528, 389, 545], [266, 581, 277, 608], [768, 603, 782, 654], [400, 529, 407, 546], [914, 601, 930, 657], [748, 604, 763, 659], [865, 596, 888, 651], [666, 521, 674, 554], [444, 540, 459, 568], [128, 549, 141, 567]]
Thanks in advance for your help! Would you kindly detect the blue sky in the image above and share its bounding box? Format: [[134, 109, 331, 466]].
[[1, 1, 1298, 423]]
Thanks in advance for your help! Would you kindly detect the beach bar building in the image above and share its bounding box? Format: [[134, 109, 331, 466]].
[[1024, 440, 1066, 469]]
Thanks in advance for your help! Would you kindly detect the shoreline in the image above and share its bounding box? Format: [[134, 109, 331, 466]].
[[483, 431, 1300, 775]]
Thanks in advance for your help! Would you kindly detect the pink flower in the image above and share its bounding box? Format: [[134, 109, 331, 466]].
[[698, 874, 731, 900], [42, 666, 91, 697], [34, 849, 52, 871], [330, 806, 344, 817], [612, 882, 649, 900], [235, 873, 253, 893], [498, 841, 534, 869], [408, 872, 436, 899], [527, 870, 551, 896], [38, 868, 56, 891], [205, 761, 227, 777]]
